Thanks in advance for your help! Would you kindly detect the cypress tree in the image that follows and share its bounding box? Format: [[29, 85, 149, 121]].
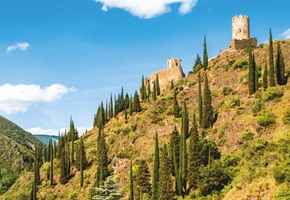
[[38, 143, 43, 166], [50, 138, 54, 187], [193, 53, 202, 73], [129, 160, 134, 200], [263, 63, 268, 90], [253, 53, 259, 92], [248, 49, 255, 95], [156, 74, 161, 96], [124, 108, 128, 121], [43, 147, 48, 163], [158, 145, 174, 200], [96, 128, 109, 187], [34, 146, 40, 186], [135, 160, 151, 199], [179, 103, 189, 195], [133, 91, 142, 112], [129, 97, 133, 116], [109, 94, 113, 119], [170, 80, 174, 90], [203, 36, 208, 70], [276, 42, 286, 85], [147, 80, 151, 101], [173, 90, 180, 118], [202, 73, 214, 128], [152, 80, 157, 101], [152, 133, 159, 200], [60, 135, 68, 184], [169, 127, 180, 176], [54, 140, 57, 159], [198, 72, 203, 126], [188, 113, 202, 189], [80, 137, 84, 187], [269, 29, 275, 87], [141, 75, 147, 101]]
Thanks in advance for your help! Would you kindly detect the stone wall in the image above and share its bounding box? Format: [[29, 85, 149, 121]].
[[229, 38, 257, 50], [147, 58, 184, 93]]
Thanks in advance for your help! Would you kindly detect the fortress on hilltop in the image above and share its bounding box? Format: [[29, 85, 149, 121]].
[[229, 15, 257, 50], [147, 58, 184, 93]]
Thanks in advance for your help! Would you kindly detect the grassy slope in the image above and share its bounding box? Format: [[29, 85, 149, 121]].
[[0, 115, 41, 150], [1, 40, 289, 200]]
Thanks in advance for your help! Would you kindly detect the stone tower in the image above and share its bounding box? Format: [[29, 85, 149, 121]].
[[229, 14, 257, 50], [232, 15, 250, 40]]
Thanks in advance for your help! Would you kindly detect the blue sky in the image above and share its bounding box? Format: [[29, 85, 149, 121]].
[[0, 0, 289, 135]]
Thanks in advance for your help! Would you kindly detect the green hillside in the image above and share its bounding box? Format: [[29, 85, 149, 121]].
[[1, 40, 290, 200], [0, 116, 41, 150]]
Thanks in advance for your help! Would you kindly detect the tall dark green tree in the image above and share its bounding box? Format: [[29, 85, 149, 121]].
[[198, 72, 203, 126], [59, 136, 68, 184], [141, 75, 147, 101], [94, 103, 105, 129], [253, 53, 259, 92], [132, 91, 142, 113], [193, 53, 202, 73], [158, 145, 174, 200], [263, 63, 268, 90], [152, 80, 157, 101], [276, 42, 286, 85], [79, 137, 84, 187], [173, 90, 180, 118], [188, 113, 202, 189], [156, 74, 161, 96], [203, 36, 208, 70], [152, 133, 160, 200], [49, 138, 54, 187], [96, 128, 109, 187], [169, 127, 180, 177], [178, 102, 189, 195], [202, 73, 214, 128], [147, 81, 151, 101], [109, 94, 113, 119], [129, 160, 134, 200], [134, 160, 151, 200], [248, 49, 256, 95], [269, 29, 275, 87], [170, 80, 174, 90]]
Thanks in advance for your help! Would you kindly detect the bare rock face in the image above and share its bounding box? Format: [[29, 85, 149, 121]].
[[147, 58, 185, 93]]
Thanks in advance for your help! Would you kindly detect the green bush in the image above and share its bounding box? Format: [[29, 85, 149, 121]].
[[242, 131, 254, 141], [122, 128, 131, 135], [273, 161, 290, 184], [282, 110, 290, 125], [257, 110, 276, 127], [221, 96, 240, 108], [222, 87, 233, 96], [262, 87, 284, 101], [233, 59, 248, 70], [250, 101, 265, 116]]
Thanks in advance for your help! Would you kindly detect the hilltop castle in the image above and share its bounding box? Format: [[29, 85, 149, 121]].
[[229, 15, 257, 50], [147, 58, 185, 93]]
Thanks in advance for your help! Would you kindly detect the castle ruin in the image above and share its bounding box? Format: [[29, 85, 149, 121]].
[[147, 58, 184, 93], [229, 15, 257, 50]]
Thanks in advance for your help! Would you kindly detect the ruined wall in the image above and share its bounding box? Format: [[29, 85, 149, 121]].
[[229, 38, 257, 50], [148, 58, 184, 93]]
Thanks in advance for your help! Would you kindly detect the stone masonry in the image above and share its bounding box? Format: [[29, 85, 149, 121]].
[[229, 15, 257, 50], [147, 58, 184, 93]]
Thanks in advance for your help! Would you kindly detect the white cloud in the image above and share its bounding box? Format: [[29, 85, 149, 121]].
[[95, 0, 198, 19], [27, 126, 91, 136], [282, 28, 290, 39], [7, 42, 30, 52], [0, 83, 76, 115]]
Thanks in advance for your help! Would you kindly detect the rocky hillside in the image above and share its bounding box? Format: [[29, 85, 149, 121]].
[[0, 116, 43, 195], [1, 40, 289, 200]]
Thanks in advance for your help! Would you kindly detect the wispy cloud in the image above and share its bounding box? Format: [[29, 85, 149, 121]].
[[281, 28, 290, 39], [95, 0, 198, 19], [26, 126, 91, 136], [0, 84, 76, 115], [7, 42, 30, 52]]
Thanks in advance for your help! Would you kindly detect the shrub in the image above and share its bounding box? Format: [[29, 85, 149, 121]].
[[250, 101, 265, 116], [221, 96, 240, 108], [282, 110, 290, 125], [242, 131, 254, 141], [131, 124, 137, 131], [273, 161, 290, 184], [262, 87, 284, 101], [233, 59, 248, 70], [122, 128, 131, 135], [257, 110, 276, 127], [222, 87, 233, 96]]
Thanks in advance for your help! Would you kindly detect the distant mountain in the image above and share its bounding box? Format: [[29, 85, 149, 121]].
[[0, 116, 42, 150], [34, 134, 59, 145]]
